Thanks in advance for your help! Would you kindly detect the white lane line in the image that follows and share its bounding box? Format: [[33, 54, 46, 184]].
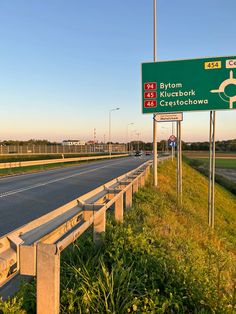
[[0, 160, 128, 199]]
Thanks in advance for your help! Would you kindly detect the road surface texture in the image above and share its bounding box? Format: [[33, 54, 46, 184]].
[[0, 156, 150, 237]]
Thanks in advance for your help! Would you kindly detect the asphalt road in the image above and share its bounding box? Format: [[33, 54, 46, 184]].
[[0, 156, 150, 237]]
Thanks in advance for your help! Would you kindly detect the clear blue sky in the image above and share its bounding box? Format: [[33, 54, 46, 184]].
[[0, 0, 235, 143]]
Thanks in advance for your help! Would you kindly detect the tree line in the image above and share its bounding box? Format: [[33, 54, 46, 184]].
[[1, 139, 236, 152], [130, 139, 236, 152]]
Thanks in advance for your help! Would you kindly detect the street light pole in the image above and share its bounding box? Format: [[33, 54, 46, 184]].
[[109, 107, 120, 156], [127, 122, 134, 154], [136, 132, 140, 151]]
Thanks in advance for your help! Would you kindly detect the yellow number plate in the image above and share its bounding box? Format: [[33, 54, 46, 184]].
[[204, 61, 221, 70]]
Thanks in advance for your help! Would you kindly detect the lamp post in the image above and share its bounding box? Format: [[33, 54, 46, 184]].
[[127, 122, 134, 154], [109, 107, 120, 156], [136, 132, 140, 151]]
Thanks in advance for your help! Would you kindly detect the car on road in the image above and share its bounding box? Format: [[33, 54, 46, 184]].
[[135, 151, 142, 157]]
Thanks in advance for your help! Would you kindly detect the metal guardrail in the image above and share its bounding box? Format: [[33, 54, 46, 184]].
[[0, 153, 128, 169], [0, 160, 153, 311]]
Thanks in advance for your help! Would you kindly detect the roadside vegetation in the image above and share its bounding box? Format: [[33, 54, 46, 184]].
[[186, 157, 236, 169], [1, 160, 236, 313], [184, 156, 236, 195]]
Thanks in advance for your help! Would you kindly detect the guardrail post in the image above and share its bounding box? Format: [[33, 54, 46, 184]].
[[133, 179, 138, 193], [37, 243, 60, 314], [115, 194, 124, 222], [138, 176, 141, 187], [140, 174, 145, 187], [93, 209, 106, 243], [145, 167, 150, 180], [125, 187, 132, 209]]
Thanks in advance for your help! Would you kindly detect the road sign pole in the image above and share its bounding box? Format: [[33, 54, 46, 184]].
[[211, 111, 216, 228], [179, 121, 182, 205], [208, 111, 213, 226], [176, 121, 182, 205], [177, 121, 179, 201], [171, 122, 174, 162], [208, 111, 216, 228], [153, 0, 158, 187]]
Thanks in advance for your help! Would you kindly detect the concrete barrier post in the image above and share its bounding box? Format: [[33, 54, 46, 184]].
[[125, 187, 132, 209], [37, 243, 60, 314], [93, 210, 106, 243], [115, 194, 124, 222]]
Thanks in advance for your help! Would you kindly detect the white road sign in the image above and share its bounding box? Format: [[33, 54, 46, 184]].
[[154, 112, 183, 122]]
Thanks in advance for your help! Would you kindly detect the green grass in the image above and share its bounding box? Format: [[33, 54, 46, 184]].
[[191, 158, 236, 169], [1, 161, 236, 313], [184, 156, 236, 195]]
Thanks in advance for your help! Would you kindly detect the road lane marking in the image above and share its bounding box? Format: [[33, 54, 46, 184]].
[[0, 159, 141, 199]]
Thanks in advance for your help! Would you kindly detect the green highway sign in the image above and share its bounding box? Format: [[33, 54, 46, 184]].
[[142, 56, 236, 114]]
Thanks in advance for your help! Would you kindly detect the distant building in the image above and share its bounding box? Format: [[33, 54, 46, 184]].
[[86, 140, 98, 145], [62, 140, 86, 146]]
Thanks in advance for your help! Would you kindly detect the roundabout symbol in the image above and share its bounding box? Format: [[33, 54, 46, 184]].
[[210, 70, 236, 109]]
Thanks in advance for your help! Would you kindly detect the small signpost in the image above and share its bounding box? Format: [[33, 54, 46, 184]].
[[169, 141, 176, 148], [169, 135, 176, 142], [155, 113, 183, 122]]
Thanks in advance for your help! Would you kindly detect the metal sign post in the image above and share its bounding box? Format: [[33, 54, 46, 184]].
[[208, 111, 216, 228], [153, 0, 158, 187], [172, 122, 174, 162], [179, 121, 182, 204], [176, 121, 182, 205]]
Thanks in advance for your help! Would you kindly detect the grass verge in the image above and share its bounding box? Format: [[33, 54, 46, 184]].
[[189, 158, 236, 169], [184, 156, 236, 195], [0, 160, 236, 313]]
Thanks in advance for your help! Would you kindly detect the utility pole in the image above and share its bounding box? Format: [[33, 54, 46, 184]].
[[127, 123, 134, 154], [109, 107, 120, 156], [136, 132, 140, 151], [93, 128, 96, 143]]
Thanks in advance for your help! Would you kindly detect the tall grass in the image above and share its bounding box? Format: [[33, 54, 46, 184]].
[[184, 155, 236, 195], [1, 160, 236, 313]]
